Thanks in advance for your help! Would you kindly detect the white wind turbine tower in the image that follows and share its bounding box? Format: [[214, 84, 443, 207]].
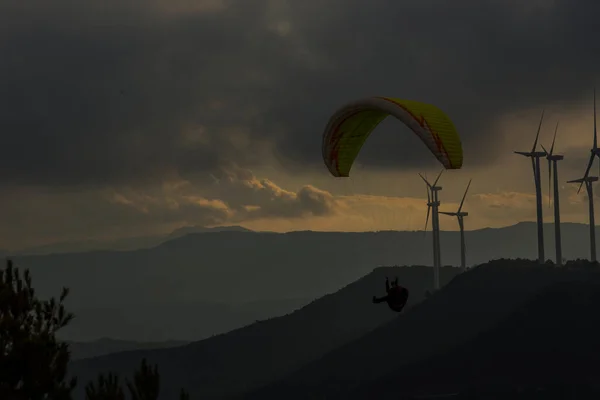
[[567, 175, 598, 262], [577, 89, 599, 193], [420, 170, 443, 290], [567, 89, 599, 263], [570, 89, 599, 263], [514, 111, 547, 264], [439, 179, 472, 272], [541, 122, 564, 265]]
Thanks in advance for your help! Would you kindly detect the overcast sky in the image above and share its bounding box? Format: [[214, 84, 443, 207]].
[[1, 0, 600, 249]]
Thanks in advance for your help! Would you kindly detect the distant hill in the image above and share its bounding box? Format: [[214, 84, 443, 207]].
[[11, 222, 600, 341], [165, 225, 253, 241], [59, 298, 310, 342], [8, 225, 252, 255], [67, 338, 188, 360], [246, 260, 600, 399], [69, 266, 459, 399], [8, 221, 599, 258]]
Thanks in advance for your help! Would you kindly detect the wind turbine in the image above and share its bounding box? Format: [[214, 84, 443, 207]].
[[440, 179, 472, 272], [514, 111, 547, 264], [570, 88, 599, 263], [420, 170, 443, 290], [577, 89, 599, 194], [567, 176, 598, 262], [540, 122, 564, 265]]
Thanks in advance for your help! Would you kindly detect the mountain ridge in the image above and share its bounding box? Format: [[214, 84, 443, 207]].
[[358, 279, 600, 398], [69, 266, 459, 399], [245, 260, 600, 399], [11, 222, 600, 341], [6, 221, 596, 257], [5, 225, 253, 256]]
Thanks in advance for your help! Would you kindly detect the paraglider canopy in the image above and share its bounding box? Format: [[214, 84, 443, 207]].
[[322, 97, 463, 177]]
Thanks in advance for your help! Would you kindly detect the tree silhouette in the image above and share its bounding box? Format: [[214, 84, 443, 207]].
[[0, 259, 76, 400], [85, 373, 125, 400], [0, 259, 192, 400], [126, 358, 160, 400], [84, 358, 191, 400]]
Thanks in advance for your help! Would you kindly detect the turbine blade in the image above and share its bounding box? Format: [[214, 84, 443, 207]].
[[594, 88, 597, 149], [424, 205, 431, 236], [579, 154, 595, 194], [418, 173, 432, 188], [548, 159, 552, 208], [432, 169, 444, 187], [550, 121, 559, 155], [462, 219, 467, 262], [458, 179, 472, 212], [532, 109, 545, 153]]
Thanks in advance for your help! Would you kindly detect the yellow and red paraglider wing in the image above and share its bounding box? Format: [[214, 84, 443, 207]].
[[321, 106, 388, 177], [322, 97, 463, 177]]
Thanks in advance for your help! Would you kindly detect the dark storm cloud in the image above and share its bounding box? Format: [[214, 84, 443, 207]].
[[1, 0, 599, 188], [268, 0, 600, 171]]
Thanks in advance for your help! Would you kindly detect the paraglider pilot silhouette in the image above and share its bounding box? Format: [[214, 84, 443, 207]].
[[373, 277, 409, 312]]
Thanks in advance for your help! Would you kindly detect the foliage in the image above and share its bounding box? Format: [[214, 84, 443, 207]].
[[179, 389, 190, 400], [0, 259, 192, 400], [84, 358, 191, 400], [85, 373, 125, 400], [0, 259, 77, 400], [126, 358, 160, 400]]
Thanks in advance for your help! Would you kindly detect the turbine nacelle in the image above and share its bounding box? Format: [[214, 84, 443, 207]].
[[419, 170, 444, 190], [540, 122, 564, 209], [542, 121, 563, 161], [438, 178, 471, 273], [439, 179, 472, 216], [420, 170, 444, 235], [514, 109, 546, 158]]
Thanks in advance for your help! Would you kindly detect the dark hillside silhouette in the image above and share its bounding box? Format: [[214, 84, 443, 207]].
[[9, 225, 253, 256], [247, 260, 600, 399], [60, 298, 310, 342], [70, 266, 458, 399], [358, 280, 600, 398], [67, 338, 188, 360]]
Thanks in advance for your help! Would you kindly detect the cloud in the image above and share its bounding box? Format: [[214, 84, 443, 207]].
[[0, 166, 339, 249], [2, 0, 600, 190], [2, 159, 598, 250], [243, 188, 582, 234], [105, 165, 339, 227], [2, 0, 600, 248]]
